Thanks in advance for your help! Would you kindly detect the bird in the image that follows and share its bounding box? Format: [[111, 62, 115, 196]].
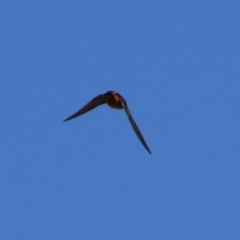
[[63, 90, 151, 154]]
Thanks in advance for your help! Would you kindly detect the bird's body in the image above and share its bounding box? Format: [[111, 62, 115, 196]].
[[104, 91, 124, 109], [63, 90, 151, 154]]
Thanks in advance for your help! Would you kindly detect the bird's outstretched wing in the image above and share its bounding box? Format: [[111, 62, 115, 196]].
[[120, 99, 152, 154], [63, 94, 106, 122]]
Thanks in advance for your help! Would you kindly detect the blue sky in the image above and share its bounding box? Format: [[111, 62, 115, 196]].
[[1, 1, 240, 239]]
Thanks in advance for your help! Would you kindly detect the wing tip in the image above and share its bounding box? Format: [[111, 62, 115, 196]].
[[63, 117, 71, 122], [147, 148, 152, 154]]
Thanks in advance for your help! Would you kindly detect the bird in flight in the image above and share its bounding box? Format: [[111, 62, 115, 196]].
[[63, 90, 151, 154]]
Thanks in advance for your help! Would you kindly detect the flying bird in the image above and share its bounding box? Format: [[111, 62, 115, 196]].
[[63, 90, 151, 154]]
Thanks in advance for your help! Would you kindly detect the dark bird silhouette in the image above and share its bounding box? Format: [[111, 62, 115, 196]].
[[63, 90, 151, 154]]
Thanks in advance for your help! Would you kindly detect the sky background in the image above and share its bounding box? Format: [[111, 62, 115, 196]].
[[1, 1, 240, 239]]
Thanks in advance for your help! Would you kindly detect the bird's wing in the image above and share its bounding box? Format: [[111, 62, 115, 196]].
[[120, 99, 152, 154], [63, 94, 106, 122]]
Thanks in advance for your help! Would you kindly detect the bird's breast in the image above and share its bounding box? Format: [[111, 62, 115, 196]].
[[105, 94, 123, 109]]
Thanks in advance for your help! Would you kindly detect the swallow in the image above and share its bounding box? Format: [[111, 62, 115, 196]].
[[63, 90, 151, 154]]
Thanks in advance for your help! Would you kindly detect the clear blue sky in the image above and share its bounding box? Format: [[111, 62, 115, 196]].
[[1, 1, 240, 239]]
